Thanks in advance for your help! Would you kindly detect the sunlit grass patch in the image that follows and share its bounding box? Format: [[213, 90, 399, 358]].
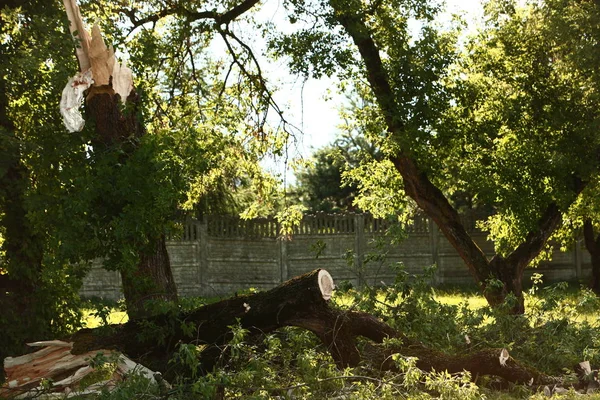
[[435, 291, 488, 310], [83, 309, 128, 328]]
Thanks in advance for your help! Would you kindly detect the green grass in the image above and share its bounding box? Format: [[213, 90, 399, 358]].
[[82, 288, 599, 328], [435, 291, 489, 309]]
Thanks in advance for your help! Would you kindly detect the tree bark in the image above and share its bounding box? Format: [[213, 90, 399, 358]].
[[68, 270, 339, 371], [583, 219, 600, 294], [329, 1, 579, 313], [59, 269, 552, 385], [121, 235, 179, 317]]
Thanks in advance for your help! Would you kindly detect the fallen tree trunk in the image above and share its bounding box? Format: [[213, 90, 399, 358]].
[[2, 269, 556, 397], [69, 269, 350, 372]]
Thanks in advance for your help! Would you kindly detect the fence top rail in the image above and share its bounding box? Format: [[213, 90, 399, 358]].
[[175, 211, 488, 239]]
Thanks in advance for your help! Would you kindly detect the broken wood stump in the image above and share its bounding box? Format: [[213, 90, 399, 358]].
[[0, 340, 157, 398]]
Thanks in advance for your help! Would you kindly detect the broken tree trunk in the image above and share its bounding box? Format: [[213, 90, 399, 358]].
[[68, 269, 343, 372], [61, 0, 177, 319], [2, 269, 557, 398], [0, 340, 159, 399]]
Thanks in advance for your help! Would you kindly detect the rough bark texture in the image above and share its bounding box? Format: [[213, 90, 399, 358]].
[[84, 84, 178, 319], [121, 235, 179, 317], [584, 219, 600, 294], [59, 270, 552, 385], [364, 343, 551, 385], [86, 87, 143, 148], [69, 270, 346, 372], [329, 2, 577, 313]]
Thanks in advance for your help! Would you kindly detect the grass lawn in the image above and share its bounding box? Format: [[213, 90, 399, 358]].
[[82, 287, 599, 327]]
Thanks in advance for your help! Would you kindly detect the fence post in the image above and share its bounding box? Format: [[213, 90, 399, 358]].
[[355, 214, 365, 287], [429, 218, 441, 284], [276, 221, 289, 283], [198, 218, 208, 297], [279, 238, 289, 283]]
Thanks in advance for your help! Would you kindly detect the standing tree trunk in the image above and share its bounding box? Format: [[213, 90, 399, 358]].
[[0, 77, 47, 363], [62, 1, 177, 318], [121, 235, 178, 317], [583, 219, 600, 295], [329, 2, 576, 313]]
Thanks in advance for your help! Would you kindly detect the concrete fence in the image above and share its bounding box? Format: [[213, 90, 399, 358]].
[[81, 213, 592, 300]]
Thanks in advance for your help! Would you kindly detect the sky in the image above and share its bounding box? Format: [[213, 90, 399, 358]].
[[252, 0, 485, 182]]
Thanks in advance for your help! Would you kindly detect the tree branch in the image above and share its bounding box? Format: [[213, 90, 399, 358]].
[[213, 0, 261, 25], [216, 26, 301, 141], [501, 203, 562, 274], [122, 0, 261, 31], [504, 175, 587, 275]]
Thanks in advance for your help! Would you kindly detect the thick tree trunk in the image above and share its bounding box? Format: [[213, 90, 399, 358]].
[[591, 251, 600, 295], [69, 269, 338, 371], [329, 2, 575, 314], [583, 219, 600, 295], [84, 85, 178, 319], [121, 235, 178, 318], [0, 157, 46, 361], [0, 81, 47, 363], [59, 270, 552, 385]]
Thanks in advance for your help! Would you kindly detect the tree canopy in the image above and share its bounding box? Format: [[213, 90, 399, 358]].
[[0, 0, 287, 359], [272, 0, 600, 312]]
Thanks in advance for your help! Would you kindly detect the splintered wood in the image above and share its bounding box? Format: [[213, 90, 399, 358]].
[[61, 0, 133, 99], [59, 0, 134, 132], [0, 341, 156, 399]]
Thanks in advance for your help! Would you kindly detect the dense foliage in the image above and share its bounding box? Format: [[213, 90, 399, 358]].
[[0, 0, 87, 360]]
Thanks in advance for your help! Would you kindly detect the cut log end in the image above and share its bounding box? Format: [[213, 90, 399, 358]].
[[318, 270, 334, 301]]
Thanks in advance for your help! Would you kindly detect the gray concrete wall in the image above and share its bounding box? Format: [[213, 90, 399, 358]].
[[81, 213, 592, 300]]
